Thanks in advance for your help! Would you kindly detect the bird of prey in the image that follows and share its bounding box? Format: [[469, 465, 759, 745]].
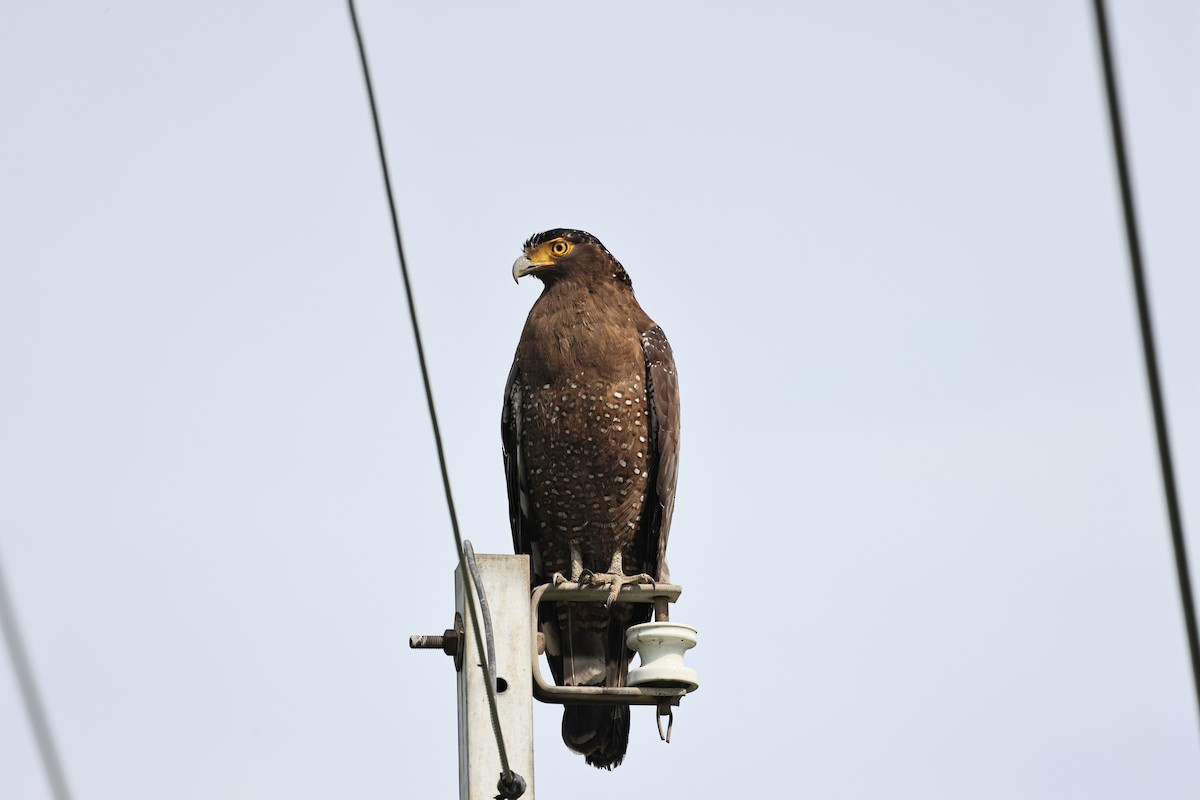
[[502, 228, 680, 769]]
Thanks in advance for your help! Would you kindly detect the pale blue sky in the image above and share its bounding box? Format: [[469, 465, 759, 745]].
[[2, 2, 1198, 798]]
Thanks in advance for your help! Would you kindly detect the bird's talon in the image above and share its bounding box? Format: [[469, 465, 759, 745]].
[[577, 568, 595, 587]]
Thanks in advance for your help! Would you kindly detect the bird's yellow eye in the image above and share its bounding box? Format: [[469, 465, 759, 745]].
[[550, 240, 571, 257]]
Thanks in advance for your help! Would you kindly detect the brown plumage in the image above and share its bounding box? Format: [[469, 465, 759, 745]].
[[502, 228, 679, 769]]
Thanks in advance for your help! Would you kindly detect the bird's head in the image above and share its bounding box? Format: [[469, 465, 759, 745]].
[[512, 228, 631, 287]]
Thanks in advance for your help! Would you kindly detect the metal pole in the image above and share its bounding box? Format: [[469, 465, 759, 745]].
[[456, 555, 535, 799]]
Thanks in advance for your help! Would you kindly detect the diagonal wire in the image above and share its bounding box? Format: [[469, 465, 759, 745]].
[[1091, 0, 1200, 729], [345, 2, 524, 796], [464, 542, 498, 693], [0, 548, 74, 800]]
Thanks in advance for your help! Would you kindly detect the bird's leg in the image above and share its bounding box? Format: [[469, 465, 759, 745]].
[[583, 551, 656, 608], [551, 542, 587, 586], [572, 544, 591, 586]]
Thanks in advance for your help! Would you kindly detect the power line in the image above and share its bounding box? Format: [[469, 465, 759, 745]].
[[345, 3, 525, 796], [0, 549, 74, 800], [1090, 0, 1200, 728]]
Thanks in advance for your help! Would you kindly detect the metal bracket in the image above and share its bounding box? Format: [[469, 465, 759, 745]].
[[530, 582, 690, 707]]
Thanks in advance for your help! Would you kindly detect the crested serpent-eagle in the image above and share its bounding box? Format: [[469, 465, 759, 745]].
[[502, 228, 680, 769]]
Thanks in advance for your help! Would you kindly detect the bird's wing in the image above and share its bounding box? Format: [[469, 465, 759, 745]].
[[501, 359, 535, 562], [637, 325, 680, 583]]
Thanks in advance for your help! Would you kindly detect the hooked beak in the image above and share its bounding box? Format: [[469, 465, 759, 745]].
[[512, 254, 545, 283], [512, 255, 532, 283]]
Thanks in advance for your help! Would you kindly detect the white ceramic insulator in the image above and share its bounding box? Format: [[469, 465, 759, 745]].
[[625, 622, 700, 691]]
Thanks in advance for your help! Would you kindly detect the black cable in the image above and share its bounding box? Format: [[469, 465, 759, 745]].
[[346, 2, 523, 793], [1091, 0, 1200, 727], [464, 542, 498, 692], [345, 0, 461, 547], [0, 549, 74, 800]]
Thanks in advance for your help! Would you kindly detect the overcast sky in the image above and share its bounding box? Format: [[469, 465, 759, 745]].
[[2, 1, 1198, 798]]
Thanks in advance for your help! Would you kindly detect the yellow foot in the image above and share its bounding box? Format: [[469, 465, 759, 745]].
[[579, 572, 657, 608]]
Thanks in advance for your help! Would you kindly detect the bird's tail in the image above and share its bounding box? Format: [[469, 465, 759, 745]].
[[562, 702, 630, 769], [555, 602, 641, 769]]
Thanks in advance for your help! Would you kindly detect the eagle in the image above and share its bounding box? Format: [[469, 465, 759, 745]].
[[501, 228, 680, 769]]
